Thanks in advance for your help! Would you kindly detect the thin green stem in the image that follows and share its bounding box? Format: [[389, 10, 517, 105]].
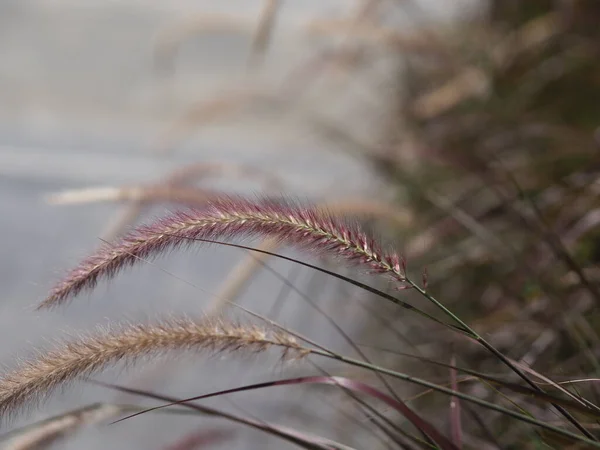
[[405, 278, 597, 442], [308, 348, 600, 449], [187, 237, 471, 335]]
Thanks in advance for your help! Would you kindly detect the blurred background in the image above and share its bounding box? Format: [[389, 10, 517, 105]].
[[1, 1, 599, 449]]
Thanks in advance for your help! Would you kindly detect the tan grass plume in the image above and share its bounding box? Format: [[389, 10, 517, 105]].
[[0, 317, 303, 418]]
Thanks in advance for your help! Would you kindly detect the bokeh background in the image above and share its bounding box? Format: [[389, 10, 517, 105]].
[[2, 1, 599, 449]]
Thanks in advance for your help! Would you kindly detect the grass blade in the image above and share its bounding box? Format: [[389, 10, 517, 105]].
[[103, 375, 458, 450], [95, 381, 356, 450]]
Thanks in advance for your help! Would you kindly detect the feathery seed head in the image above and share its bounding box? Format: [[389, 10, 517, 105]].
[[0, 317, 305, 419], [42, 196, 405, 308]]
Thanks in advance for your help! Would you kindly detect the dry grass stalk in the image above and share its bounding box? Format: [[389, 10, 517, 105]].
[[43, 196, 405, 308], [47, 161, 286, 208], [47, 186, 410, 228], [301, 0, 384, 83], [152, 88, 265, 155], [154, 15, 257, 74], [2, 403, 123, 450], [97, 162, 284, 241], [305, 19, 443, 53], [163, 162, 284, 190], [411, 12, 559, 119], [207, 237, 280, 315], [154, 11, 437, 75], [0, 317, 303, 418], [100, 204, 148, 242], [247, 0, 281, 68], [46, 186, 215, 207], [411, 67, 489, 119]]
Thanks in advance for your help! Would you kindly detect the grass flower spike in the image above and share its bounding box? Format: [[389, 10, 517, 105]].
[[43, 196, 405, 308], [0, 317, 303, 418]]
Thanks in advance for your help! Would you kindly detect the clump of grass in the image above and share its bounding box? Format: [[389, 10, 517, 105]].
[[344, 1, 600, 446], [4, 194, 600, 448], [3, 1, 600, 448]]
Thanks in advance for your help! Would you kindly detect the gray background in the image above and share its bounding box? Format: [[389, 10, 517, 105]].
[[0, 1, 482, 448]]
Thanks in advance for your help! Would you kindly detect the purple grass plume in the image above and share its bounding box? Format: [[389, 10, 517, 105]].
[[42, 196, 406, 308]]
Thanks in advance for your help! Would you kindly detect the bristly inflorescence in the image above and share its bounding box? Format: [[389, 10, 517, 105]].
[[42, 196, 406, 308], [0, 317, 304, 419]]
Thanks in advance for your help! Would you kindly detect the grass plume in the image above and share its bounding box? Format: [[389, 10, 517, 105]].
[[0, 317, 303, 419], [43, 196, 405, 308]]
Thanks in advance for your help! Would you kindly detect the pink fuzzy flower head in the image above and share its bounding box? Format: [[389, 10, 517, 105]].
[[42, 196, 405, 308]]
